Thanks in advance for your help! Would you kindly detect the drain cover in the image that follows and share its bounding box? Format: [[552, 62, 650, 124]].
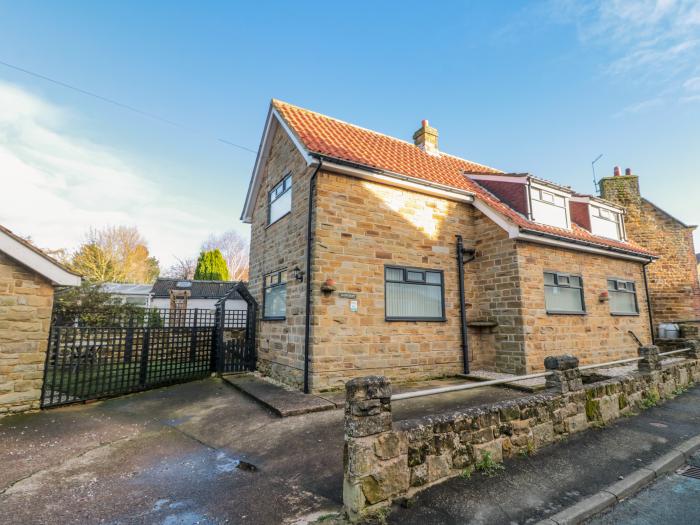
[[678, 465, 700, 479]]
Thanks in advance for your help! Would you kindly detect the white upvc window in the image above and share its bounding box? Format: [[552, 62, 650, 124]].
[[590, 204, 624, 241], [529, 185, 570, 229]]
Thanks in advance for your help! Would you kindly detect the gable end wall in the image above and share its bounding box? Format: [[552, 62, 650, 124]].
[[248, 125, 313, 389], [0, 252, 54, 416]]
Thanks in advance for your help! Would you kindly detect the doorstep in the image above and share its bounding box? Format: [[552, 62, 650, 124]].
[[221, 374, 337, 417]]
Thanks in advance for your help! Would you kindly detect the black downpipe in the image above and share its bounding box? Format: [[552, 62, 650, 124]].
[[456, 235, 475, 374], [303, 159, 323, 394], [643, 260, 655, 344]]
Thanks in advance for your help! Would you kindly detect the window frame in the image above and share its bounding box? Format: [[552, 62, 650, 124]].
[[590, 204, 625, 241], [267, 173, 292, 226], [607, 278, 640, 316], [384, 265, 446, 322], [543, 271, 586, 315], [262, 268, 288, 321], [529, 183, 571, 230]]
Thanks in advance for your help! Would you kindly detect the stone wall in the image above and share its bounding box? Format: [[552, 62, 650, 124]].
[[0, 252, 54, 416], [342, 346, 700, 521], [248, 125, 314, 389], [516, 242, 652, 371], [311, 173, 473, 390], [311, 173, 529, 390], [599, 174, 700, 325]]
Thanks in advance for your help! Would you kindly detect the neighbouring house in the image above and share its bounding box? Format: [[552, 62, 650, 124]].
[[0, 225, 81, 415], [241, 100, 659, 393], [697, 254, 700, 285], [149, 278, 247, 311], [101, 282, 153, 307], [599, 168, 700, 326]]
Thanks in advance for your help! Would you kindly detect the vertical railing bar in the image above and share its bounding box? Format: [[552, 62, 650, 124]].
[[139, 327, 150, 388], [56, 327, 70, 405]]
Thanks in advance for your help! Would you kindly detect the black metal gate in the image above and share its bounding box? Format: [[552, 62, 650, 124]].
[[41, 286, 257, 408]]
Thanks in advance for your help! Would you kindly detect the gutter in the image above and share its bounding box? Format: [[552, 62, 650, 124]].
[[303, 158, 323, 394], [516, 229, 657, 263]]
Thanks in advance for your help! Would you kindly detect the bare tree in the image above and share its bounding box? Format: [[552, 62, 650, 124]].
[[164, 256, 196, 280], [202, 230, 249, 281], [70, 226, 160, 283]]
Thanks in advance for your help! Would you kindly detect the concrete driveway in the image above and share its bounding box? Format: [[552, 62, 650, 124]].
[[0, 376, 527, 525], [0, 378, 345, 525]]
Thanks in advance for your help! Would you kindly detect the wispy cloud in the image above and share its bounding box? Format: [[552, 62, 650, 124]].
[[547, 0, 700, 110], [0, 81, 234, 268], [614, 96, 665, 117]]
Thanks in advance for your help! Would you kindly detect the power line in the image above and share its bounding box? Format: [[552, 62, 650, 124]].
[[0, 59, 257, 154]]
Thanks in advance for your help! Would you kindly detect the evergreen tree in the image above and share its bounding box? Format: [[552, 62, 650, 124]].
[[194, 249, 229, 280]]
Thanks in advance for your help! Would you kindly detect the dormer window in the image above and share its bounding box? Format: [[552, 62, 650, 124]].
[[590, 204, 624, 241], [529, 184, 570, 230]]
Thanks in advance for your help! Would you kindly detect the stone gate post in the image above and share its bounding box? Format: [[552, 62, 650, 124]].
[[544, 354, 583, 393], [638, 345, 661, 373], [343, 376, 393, 521]]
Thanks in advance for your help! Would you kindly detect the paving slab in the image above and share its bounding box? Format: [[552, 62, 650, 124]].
[[222, 373, 337, 416], [462, 369, 547, 392]]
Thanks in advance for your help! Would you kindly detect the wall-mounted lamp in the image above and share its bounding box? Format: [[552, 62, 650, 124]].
[[291, 266, 305, 283]]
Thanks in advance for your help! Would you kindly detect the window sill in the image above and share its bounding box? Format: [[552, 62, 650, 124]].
[[385, 317, 447, 322], [546, 311, 587, 316], [266, 211, 291, 229], [262, 316, 286, 321], [611, 312, 640, 317]]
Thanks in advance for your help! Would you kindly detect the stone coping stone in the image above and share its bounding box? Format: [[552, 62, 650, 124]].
[[221, 374, 336, 417]]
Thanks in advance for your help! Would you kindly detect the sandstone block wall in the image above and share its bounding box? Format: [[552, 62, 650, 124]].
[[600, 174, 700, 325], [0, 252, 54, 416], [311, 173, 527, 390], [516, 242, 652, 371], [248, 125, 313, 389], [343, 356, 700, 520]]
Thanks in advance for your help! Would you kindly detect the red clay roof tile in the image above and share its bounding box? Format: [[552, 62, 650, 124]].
[[272, 100, 655, 258]]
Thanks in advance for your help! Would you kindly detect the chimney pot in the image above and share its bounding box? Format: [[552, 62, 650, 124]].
[[625, 168, 632, 176], [613, 166, 621, 177]]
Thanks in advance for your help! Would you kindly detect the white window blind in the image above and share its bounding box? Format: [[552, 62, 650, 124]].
[[385, 267, 444, 320]]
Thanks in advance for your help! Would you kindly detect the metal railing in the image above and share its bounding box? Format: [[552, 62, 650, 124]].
[[391, 347, 692, 401]]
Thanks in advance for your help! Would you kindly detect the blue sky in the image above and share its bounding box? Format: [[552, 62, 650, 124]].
[[1, 1, 699, 268]]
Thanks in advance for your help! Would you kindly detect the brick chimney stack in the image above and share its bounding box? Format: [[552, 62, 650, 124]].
[[599, 165, 641, 208], [413, 119, 439, 155]]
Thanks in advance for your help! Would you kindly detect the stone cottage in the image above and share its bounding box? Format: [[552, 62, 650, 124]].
[[599, 168, 700, 327], [0, 225, 81, 415], [241, 100, 659, 393]]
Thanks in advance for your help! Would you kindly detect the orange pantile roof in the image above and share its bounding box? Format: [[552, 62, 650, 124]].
[[272, 100, 655, 258]]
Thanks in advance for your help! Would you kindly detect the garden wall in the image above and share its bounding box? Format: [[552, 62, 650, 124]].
[[342, 343, 700, 521]]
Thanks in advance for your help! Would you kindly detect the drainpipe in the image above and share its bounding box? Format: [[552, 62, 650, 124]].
[[456, 235, 476, 374], [303, 158, 323, 394], [643, 259, 655, 344]]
